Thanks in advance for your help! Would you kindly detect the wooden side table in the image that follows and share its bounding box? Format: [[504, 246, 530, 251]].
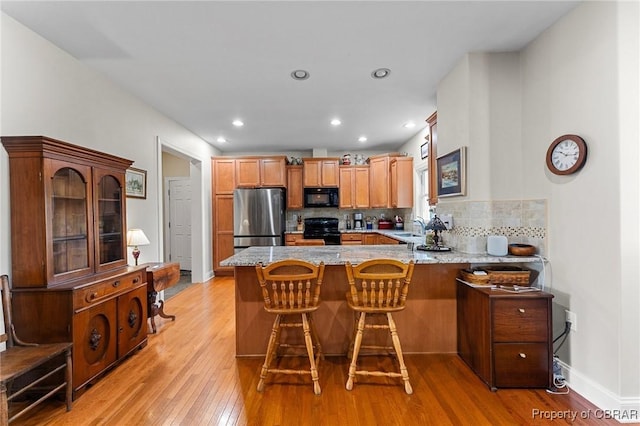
[[143, 262, 181, 333]]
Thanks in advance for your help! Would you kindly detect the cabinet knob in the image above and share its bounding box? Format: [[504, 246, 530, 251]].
[[519, 353, 527, 359], [133, 277, 139, 284], [518, 308, 526, 314], [89, 292, 98, 300], [113, 280, 120, 287]]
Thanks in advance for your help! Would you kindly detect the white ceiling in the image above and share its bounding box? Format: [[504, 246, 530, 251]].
[[1, 1, 579, 154]]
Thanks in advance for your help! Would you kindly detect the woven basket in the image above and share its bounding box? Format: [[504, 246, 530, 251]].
[[483, 266, 531, 285], [458, 269, 492, 285], [459, 266, 531, 286]]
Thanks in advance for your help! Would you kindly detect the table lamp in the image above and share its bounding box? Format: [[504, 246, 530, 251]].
[[126, 228, 150, 265], [426, 215, 449, 250]]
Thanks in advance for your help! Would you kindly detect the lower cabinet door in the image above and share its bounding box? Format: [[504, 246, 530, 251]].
[[73, 299, 118, 390], [494, 343, 549, 388], [117, 285, 148, 358]]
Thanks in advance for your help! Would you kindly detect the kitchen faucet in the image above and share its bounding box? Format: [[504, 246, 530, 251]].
[[414, 217, 427, 235]]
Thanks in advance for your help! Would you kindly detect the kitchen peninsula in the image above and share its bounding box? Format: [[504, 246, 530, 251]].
[[221, 245, 540, 357]]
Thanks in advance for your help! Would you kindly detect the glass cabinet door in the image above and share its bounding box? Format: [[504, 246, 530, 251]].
[[49, 164, 93, 281], [95, 170, 127, 270]]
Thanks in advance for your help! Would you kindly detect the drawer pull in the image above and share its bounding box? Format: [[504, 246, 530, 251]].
[[88, 292, 98, 301], [518, 308, 526, 314], [519, 353, 527, 359], [133, 277, 140, 284], [113, 280, 120, 288]]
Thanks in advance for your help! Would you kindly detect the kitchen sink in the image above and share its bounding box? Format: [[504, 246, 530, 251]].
[[394, 232, 422, 237]]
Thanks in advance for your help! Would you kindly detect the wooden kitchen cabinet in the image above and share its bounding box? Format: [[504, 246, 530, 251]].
[[456, 279, 553, 390], [369, 153, 413, 208], [285, 233, 304, 246], [235, 156, 286, 188], [213, 158, 236, 194], [287, 165, 304, 209], [390, 156, 413, 208], [213, 194, 234, 275], [302, 158, 339, 187], [340, 233, 362, 245], [1, 136, 148, 397], [339, 166, 369, 209], [362, 234, 379, 245], [368, 155, 390, 208]]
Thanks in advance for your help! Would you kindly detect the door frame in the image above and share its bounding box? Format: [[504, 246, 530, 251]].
[[156, 137, 206, 283]]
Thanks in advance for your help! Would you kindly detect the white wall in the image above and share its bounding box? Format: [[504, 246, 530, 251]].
[[0, 12, 220, 284], [436, 1, 639, 417]]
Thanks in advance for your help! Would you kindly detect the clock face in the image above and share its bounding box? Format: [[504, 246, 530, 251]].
[[546, 135, 587, 175], [551, 140, 580, 171]]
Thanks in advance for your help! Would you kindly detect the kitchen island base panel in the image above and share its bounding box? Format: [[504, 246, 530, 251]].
[[234, 264, 461, 356]]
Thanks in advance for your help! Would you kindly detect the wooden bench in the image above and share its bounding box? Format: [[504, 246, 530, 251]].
[[1, 275, 73, 425]]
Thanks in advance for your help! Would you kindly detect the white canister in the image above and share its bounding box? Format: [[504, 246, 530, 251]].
[[487, 235, 508, 256]]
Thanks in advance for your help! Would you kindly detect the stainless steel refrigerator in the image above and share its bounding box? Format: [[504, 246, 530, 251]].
[[233, 188, 285, 251]]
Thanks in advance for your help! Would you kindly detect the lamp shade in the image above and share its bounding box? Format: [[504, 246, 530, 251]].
[[426, 215, 448, 232], [126, 229, 150, 247]]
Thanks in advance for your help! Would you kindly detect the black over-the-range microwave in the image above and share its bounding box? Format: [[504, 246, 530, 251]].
[[304, 187, 339, 208]]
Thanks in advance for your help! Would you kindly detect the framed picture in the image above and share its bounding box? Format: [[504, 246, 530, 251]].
[[420, 141, 429, 159], [436, 147, 466, 197], [125, 167, 147, 199]]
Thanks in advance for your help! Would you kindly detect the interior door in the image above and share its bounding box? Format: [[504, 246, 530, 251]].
[[168, 178, 192, 270]]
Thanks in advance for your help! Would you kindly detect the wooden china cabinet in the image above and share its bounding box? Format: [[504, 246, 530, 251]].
[[1, 136, 148, 398]]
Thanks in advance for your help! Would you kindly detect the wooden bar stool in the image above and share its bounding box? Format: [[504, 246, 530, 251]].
[[344, 259, 415, 394], [255, 260, 326, 395]]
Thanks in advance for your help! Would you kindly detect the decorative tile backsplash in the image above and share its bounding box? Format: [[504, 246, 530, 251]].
[[435, 199, 547, 255]]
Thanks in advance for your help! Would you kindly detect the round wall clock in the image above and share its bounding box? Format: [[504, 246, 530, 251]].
[[546, 134, 587, 175]]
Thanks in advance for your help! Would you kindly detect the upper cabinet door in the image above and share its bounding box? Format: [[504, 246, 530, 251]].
[[94, 168, 127, 273], [260, 157, 286, 187], [45, 159, 94, 284], [235, 158, 261, 188]]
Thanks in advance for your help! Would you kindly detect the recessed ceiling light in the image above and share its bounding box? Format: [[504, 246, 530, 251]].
[[216, 137, 227, 143], [403, 121, 416, 128], [330, 118, 342, 126], [358, 136, 368, 143], [232, 119, 244, 127], [291, 69, 310, 80], [371, 68, 391, 79]]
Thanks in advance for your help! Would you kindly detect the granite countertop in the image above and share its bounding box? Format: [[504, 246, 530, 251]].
[[286, 228, 424, 244], [220, 245, 539, 267]]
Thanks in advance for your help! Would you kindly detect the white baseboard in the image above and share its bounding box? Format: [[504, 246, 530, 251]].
[[559, 360, 640, 423]]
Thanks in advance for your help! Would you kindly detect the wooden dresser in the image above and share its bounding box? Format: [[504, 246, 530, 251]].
[[456, 279, 553, 390], [1, 136, 148, 398]]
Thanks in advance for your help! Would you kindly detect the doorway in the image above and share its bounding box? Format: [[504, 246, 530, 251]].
[[167, 177, 192, 270]]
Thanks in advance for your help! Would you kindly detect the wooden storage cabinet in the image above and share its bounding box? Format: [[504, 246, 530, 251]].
[[287, 165, 303, 209], [285, 233, 304, 246], [339, 166, 369, 209], [1, 135, 148, 397], [456, 280, 553, 390], [340, 233, 362, 245], [235, 157, 286, 188], [302, 158, 339, 187], [390, 157, 413, 208]]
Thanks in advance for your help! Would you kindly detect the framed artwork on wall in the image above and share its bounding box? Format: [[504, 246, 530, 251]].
[[420, 141, 429, 159], [125, 167, 147, 199], [436, 147, 466, 197]]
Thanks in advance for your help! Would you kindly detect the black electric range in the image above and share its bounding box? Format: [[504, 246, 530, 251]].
[[303, 217, 341, 245]]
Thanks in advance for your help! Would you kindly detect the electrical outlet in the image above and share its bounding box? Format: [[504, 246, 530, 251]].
[[565, 310, 577, 332], [439, 214, 453, 230]]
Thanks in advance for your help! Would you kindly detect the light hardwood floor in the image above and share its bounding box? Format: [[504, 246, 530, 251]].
[[12, 276, 614, 425]]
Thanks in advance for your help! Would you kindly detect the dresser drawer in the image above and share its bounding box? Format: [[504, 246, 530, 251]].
[[494, 343, 550, 387], [74, 271, 144, 309], [341, 233, 362, 242], [492, 299, 548, 342]]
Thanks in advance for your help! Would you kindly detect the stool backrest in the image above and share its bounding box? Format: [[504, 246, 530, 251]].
[[255, 260, 326, 311], [345, 259, 415, 309]]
